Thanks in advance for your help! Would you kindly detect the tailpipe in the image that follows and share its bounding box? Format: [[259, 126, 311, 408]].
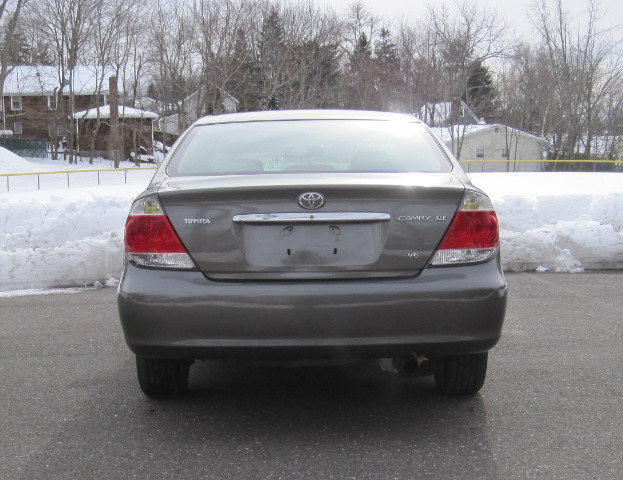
[[392, 353, 428, 375]]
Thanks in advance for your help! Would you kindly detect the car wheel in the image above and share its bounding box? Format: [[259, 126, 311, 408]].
[[434, 352, 488, 395], [136, 356, 192, 398]]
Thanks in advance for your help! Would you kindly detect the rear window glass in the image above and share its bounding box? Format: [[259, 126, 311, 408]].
[[167, 119, 451, 176]]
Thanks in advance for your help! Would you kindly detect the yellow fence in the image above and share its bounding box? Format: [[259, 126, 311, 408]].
[[459, 158, 621, 173], [460, 159, 620, 164], [1, 167, 158, 192]]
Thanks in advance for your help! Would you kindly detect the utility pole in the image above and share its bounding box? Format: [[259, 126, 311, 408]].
[[108, 76, 123, 167]]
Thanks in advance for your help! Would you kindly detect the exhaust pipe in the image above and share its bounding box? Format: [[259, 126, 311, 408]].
[[392, 353, 427, 375]]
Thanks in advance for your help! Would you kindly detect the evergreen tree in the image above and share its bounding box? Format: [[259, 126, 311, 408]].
[[289, 39, 341, 108], [146, 82, 160, 101], [374, 27, 403, 110], [346, 32, 379, 109], [463, 61, 499, 122], [257, 7, 288, 110], [5, 30, 29, 64], [227, 28, 260, 112], [29, 39, 54, 65]]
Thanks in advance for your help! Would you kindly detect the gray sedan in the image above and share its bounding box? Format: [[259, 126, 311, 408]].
[[117, 110, 507, 398]]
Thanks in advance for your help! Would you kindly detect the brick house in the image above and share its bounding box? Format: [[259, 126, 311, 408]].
[[1, 65, 109, 156]]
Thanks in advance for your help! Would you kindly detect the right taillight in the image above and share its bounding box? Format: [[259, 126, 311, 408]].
[[431, 191, 499, 266], [125, 195, 196, 269]]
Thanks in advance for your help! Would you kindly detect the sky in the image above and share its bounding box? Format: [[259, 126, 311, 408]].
[[1, 148, 623, 293], [313, 0, 623, 40]]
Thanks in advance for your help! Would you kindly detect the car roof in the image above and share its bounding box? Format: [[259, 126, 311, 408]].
[[194, 109, 422, 126]]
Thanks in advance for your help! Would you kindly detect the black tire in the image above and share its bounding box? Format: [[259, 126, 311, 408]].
[[434, 352, 488, 395], [136, 356, 191, 398]]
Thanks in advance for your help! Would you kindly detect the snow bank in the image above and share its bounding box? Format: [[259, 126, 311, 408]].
[[0, 185, 143, 290], [0, 164, 622, 291], [0, 146, 37, 173], [471, 173, 623, 272]]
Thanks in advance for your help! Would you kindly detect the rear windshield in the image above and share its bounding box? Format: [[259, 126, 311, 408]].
[[167, 119, 451, 176]]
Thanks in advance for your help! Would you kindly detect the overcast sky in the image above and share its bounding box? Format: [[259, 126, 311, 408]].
[[312, 0, 622, 39]]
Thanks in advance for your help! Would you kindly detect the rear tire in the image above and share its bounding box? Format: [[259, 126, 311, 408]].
[[434, 352, 488, 395], [136, 356, 192, 398]]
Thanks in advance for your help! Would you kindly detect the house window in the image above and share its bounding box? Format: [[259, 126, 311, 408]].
[[501, 149, 508, 159], [48, 95, 57, 110], [14, 122, 23, 134], [11, 96, 22, 111], [475, 148, 485, 158]]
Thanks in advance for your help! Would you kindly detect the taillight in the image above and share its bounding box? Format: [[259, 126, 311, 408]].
[[431, 191, 499, 266], [125, 195, 195, 269]]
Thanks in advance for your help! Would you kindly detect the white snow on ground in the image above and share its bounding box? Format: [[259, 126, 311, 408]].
[[471, 173, 623, 273], [1, 147, 622, 292], [0, 146, 34, 173], [0, 184, 145, 291]]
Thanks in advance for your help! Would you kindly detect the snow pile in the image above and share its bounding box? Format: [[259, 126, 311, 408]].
[[1, 156, 622, 291], [1, 145, 158, 176], [0, 185, 143, 290], [0, 146, 37, 173], [472, 173, 623, 272]]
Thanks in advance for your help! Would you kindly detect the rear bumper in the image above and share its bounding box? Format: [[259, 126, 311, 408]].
[[117, 259, 507, 360]]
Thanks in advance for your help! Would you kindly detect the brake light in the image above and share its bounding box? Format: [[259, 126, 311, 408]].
[[431, 192, 499, 266], [125, 195, 195, 269]]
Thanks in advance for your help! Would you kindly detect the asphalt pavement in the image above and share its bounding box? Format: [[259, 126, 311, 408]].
[[1, 272, 622, 479]]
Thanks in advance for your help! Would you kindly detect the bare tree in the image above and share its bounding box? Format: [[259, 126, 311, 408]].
[[0, 0, 28, 132], [427, 1, 510, 158], [342, 1, 378, 53], [531, 0, 623, 163], [398, 21, 446, 117], [341, 1, 380, 109], [82, 0, 145, 164], [279, 0, 342, 109], [193, 0, 259, 116], [28, 0, 99, 163], [147, 0, 198, 136]]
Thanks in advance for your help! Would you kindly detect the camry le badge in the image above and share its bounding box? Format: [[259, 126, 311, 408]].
[[298, 192, 325, 210]]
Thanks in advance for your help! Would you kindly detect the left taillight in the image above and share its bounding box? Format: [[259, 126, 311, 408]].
[[431, 191, 499, 266], [124, 195, 196, 269]]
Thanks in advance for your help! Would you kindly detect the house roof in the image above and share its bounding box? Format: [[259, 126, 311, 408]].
[[3, 65, 120, 96], [73, 104, 158, 120], [430, 124, 544, 145]]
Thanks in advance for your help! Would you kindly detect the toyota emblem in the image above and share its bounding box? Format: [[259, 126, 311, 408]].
[[298, 192, 325, 210]]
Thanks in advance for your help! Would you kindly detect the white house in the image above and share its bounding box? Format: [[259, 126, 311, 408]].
[[430, 123, 546, 172]]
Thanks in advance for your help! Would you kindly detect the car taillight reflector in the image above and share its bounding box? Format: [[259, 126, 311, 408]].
[[437, 211, 499, 250], [431, 192, 499, 266], [125, 196, 195, 269], [125, 216, 187, 254]]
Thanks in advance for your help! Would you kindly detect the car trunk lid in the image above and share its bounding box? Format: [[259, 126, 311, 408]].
[[158, 173, 465, 280]]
